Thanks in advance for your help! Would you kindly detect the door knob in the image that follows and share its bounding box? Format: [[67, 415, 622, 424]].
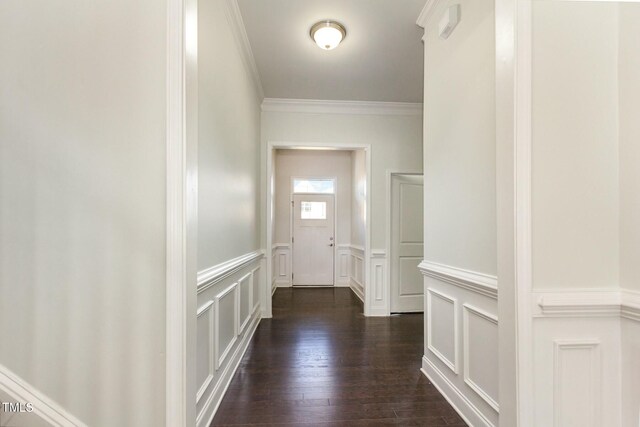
[[329, 243, 334, 247]]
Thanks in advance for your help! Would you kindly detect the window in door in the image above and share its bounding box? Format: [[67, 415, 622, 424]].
[[300, 201, 327, 219]]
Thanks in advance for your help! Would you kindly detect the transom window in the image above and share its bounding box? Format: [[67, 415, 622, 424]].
[[293, 178, 335, 194]]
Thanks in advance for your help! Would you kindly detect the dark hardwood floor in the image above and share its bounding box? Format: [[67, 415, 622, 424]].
[[211, 288, 466, 426]]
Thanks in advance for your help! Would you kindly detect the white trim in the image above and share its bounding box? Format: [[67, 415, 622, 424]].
[[0, 364, 88, 427], [462, 304, 500, 413], [349, 244, 365, 254], [621, 289, 640, 322], [196, 313, 261, 427], [251, 267, 261, 314], [426, 288, 459, 374], [534, 288, 640, 321], [238, 272, 253, 333], [513, 1, 534, 425], [195, 301, 215, 404], [421, 356, 495, 427], [223, 0, 264, 100], [266, 141, 372, 316], [261, 98, 423, 116], [197, 250, 264, 293], [370, 249, 386, 259], [416, 0, 445, 28], [166, 0, 198, 424], [350, 281, 365, 303], [419, 261, 498, 300], [553, 339, 602, 427], [214, 283, 239, 370]]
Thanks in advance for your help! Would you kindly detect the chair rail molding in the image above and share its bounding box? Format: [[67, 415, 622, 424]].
[[198, 250, 265, 293], [416, 0, 446, 29], [418, 261, 498, 300], [535, 288, 640, 321]]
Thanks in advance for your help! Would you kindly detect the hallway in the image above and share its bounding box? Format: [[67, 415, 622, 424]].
[[212, 288, 466, 426]]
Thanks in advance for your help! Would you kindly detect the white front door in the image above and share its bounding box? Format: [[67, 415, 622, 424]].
[[390, 174, 424, 312], [292, 194, 335, 286]]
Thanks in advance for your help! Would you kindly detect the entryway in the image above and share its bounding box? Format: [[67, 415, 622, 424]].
[[267, 144, 371, 314], [292, 193, 335, 286]]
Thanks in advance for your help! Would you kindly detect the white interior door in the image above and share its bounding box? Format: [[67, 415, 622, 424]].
[[292, 194, 335, 286], [390, 174, 424, 312]]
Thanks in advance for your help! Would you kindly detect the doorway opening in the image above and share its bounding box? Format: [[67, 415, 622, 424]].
[[266, 143, 371, 315], [388, 172, 424, 313]]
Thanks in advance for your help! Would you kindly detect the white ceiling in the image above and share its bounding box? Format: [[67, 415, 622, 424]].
[[236, 0, 426, 103]]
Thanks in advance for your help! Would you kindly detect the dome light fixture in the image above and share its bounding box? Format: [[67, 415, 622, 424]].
[[310, 20, 346, 50]]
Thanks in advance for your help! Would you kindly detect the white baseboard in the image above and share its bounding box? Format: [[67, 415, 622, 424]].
[[366, 307, 389, 317], [0, 364, 87, 427], [349, 281, 364, 303], [421, 356, 495, 427], [197, 312, 261, 427], [335, 279, 351, 287], [275, 281, 292, 288]]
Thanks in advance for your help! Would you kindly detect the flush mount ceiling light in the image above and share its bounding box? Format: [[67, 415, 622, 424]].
[[310, 20, 346, 50]]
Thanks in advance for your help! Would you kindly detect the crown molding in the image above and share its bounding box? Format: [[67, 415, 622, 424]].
[[261, 98, 423, 116], [416, 0, 445, 29], [224, 0, 264, 100]]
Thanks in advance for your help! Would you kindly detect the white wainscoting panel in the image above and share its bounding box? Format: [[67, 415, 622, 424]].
[[621, 315, 640, 426], [420, 261, 499, 427], [369, 250, 388, 316], [349, 245, 365, 302], [531, 288, 640, 426], [196, 252, 263, 427], [238, 272, 252, 333], [252, 267, 260, 313], [427, 288, 458, 373], [532, 316, 621, 427], [553, 339, 602, 427], [196, 301, 215, 404], [336, 244, 351, 286], [273, 243, 291, 287], [463, 304, 499, 412], [215, 283, 239, 369]]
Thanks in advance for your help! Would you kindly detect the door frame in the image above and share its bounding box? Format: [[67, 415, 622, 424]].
[[166, 0, 198, 425], [289, 176, 338, 286], [385, 170, 423, 316], [266, 142, 372, 315], [387, 171, 424, 314]]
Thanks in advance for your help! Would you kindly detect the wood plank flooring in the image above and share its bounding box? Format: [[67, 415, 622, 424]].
[[211, 288, 466, 426]]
